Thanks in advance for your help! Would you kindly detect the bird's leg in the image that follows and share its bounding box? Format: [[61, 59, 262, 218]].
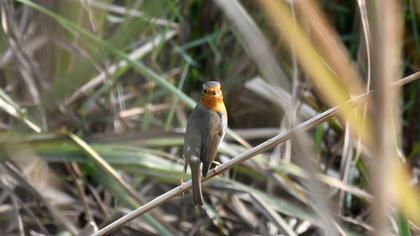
[[179, 177, 185, 198], [180, 173, 185, 188]]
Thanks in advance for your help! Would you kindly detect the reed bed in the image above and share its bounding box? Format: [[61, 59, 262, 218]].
[[0, 0, 419, 235]]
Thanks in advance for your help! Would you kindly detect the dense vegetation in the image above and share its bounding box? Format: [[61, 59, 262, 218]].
[[0, 0, 419, 235]]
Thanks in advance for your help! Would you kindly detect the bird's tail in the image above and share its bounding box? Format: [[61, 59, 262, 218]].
[[190, 156, 204, 206]]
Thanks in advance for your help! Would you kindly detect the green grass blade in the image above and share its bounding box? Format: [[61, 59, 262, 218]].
[[398, 213, 412, 236]]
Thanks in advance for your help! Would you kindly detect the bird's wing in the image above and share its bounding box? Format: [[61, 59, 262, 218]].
[[183, 105, 202, 173], [200, 111, 225, 177]]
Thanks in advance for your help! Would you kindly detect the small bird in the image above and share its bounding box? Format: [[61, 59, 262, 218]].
[[183, 81, 228, 206]]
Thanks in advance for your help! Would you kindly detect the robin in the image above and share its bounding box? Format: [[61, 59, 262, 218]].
[[183, 81, 228, 206]]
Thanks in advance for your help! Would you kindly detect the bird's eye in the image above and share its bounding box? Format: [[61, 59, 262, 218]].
[[203, 89, 207, 93]]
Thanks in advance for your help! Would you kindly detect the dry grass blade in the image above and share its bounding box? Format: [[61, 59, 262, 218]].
[[120, 103, 170, 119], [339, 121, 354, 214], [249, 193, 297, 236], [356, 0, 372, 89], [10, 194, 24, 236], [230, 196, 258, 228], [0, 95, 42, 133]]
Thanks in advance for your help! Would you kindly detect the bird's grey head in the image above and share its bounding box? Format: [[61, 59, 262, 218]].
[[203, 81, 221, 90]]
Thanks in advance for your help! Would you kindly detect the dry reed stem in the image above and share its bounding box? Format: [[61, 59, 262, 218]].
[[368, 1, 403, 235]]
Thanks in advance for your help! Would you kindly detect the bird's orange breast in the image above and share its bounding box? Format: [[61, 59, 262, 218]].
[[200, 95, 227, 114]]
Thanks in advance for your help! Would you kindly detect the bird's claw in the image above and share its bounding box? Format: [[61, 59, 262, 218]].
[[212, 161, 221, 173]]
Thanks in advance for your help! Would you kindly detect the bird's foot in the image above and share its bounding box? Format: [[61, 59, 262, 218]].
[[179, 178, 185, 197], [212, 161, 222, 173]]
